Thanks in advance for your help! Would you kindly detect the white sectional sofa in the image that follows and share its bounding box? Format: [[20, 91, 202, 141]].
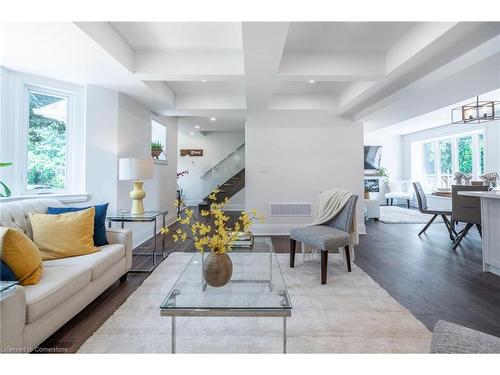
[[0, 199, 132, 352]]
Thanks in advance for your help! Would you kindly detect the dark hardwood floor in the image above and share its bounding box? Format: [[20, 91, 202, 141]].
[[39, 209, 500, 352]]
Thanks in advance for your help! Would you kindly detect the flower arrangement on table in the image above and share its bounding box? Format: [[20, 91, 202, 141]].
[[161, 189, 263, 287]]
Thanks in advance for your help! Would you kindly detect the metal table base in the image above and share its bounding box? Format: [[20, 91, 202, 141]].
[[107, 210, 168, 273], [163, 309, 290, 354]]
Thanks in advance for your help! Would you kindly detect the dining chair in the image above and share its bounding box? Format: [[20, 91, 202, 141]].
[[412, 182, 455, 241], [289, 195, 358, 284], [451, 184, 488, 250]]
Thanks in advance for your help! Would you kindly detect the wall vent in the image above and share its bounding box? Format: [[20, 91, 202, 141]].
[[270, 203, 312, 217]]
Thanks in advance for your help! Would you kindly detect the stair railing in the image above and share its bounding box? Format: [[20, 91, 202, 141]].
[[201, 143, 245, 199]]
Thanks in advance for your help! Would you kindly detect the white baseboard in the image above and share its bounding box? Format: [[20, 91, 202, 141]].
[[223, 204, 244, 212]]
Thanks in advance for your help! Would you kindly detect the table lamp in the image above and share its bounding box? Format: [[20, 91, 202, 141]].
[[119, 158, 154, 215]]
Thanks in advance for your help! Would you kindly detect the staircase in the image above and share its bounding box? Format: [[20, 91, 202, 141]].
[[198, 144, 245, 209]]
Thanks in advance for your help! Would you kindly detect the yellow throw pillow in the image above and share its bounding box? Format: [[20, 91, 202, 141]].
[[30, 207, 98, 260], [0, 226, 43, 285]]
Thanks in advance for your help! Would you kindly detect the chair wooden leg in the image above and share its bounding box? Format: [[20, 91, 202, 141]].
[[391, 198, 393, 206], [386, 198, 389, 206], [407, 199, 410, 209], [321, 250, 328, 284], [418, 215, 437, 236], [476, 224, 482, 238], [441, 215, 455, 241], [289, 239, 296, 268], [344, 245, 352, 272]]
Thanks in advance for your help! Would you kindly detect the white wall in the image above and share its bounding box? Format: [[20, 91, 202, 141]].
[[116, 94, 178, 247], [177, 128, 245, 207], [85, 85, 119, 212], [245, 114, 365, 235]]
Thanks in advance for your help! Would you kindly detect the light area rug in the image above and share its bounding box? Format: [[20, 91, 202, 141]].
[[379, 206, 444, 224], [78, 253, 431, 353]]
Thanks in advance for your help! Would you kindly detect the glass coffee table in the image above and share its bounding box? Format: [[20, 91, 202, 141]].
[[160, 237, 292, 353]]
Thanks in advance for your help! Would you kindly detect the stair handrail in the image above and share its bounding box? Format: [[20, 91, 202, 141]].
[[200, 143, 245, 179]]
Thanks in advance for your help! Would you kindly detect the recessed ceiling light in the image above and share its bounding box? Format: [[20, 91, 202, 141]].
[[308, 80, 316, 84], [194, 125, 200, 129], [202, 79, 207, 83], [210, 117, 216, 122], [190, 132, 195, 136]]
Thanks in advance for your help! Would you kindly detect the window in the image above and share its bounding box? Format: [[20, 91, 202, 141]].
[[479, 133, 485, 174], [412, 131, 484, 192], [26, 89, 70, 192], [423, 142, 436, 175], [457, 136, 473, 174], [0, 70, 84, 197], [151, 118, 167, 161], [439, 140, 452, 187]]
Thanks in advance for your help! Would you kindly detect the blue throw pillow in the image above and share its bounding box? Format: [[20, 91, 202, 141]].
[[47, 203, 109, 246], [1, 260, 17, 281]]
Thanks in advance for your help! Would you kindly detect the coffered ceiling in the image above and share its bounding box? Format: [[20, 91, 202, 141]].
[[1, 21, 499, 132]]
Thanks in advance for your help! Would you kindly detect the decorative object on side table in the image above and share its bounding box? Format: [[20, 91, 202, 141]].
[[454, 171, 472, 185], [480, 172, 499, 190], [151, 141, 164, 159], [119, 158, 154, 215], [0, 162, 13, 197], [375, 167, 389, 183], [161, 189, 263, 287], [364, 187, 370, 199]]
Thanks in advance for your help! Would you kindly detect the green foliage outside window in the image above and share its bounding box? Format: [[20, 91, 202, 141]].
[[439, 141, 452, 175], [27, 92, 67, 190], [479, 134, 484, 174], [458, 136, 473, 174]]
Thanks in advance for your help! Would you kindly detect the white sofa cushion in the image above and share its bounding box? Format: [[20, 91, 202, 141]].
[[24, 266, 91, 323], [43, 244, 125, 281]]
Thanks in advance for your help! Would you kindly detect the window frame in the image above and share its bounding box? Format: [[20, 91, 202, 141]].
[[151, 115, 168, 162], [6, 72, 85, 197], [413, 130, 484, 192], [21, 85, 75, 194]]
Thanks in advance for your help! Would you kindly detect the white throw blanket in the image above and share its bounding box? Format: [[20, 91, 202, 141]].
[[302, 188, 358, 261]]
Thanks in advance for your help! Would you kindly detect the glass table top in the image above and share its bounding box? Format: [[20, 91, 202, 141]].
[[107, 209, 169, 221], [160, 237, 292, 312]]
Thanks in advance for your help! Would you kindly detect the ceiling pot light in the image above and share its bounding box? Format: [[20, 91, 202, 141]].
[[308, 80, 316, 84], [202, 79, 207, 83], [190, 132, 195, 136], [210, 117, 216, 122], [194, 125, 200, 129]]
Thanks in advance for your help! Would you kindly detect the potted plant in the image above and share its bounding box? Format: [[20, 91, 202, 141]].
[[376, 167, 389, 183], [161, 189, 263, 287], [0, 162, 13, 197], [151, 141, 164, 159]]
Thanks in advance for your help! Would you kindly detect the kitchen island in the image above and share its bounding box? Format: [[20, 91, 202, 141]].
[[459, 190, 500, 276]]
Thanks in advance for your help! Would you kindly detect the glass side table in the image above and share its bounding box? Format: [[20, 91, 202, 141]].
[[107, 209, 169, 273]]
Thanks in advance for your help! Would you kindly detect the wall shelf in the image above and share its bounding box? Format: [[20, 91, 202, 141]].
[[153, 159, 168, 166]]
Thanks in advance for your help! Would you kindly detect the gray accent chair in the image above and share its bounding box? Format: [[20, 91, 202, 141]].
[[451, 184, 488, 250], [413, 182, 456, 241], [431, 320, 500, 353], [289, 195, 358, 284]]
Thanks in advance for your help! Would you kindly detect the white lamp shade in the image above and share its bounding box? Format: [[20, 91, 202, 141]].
[[119, 158, 154, 181]]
